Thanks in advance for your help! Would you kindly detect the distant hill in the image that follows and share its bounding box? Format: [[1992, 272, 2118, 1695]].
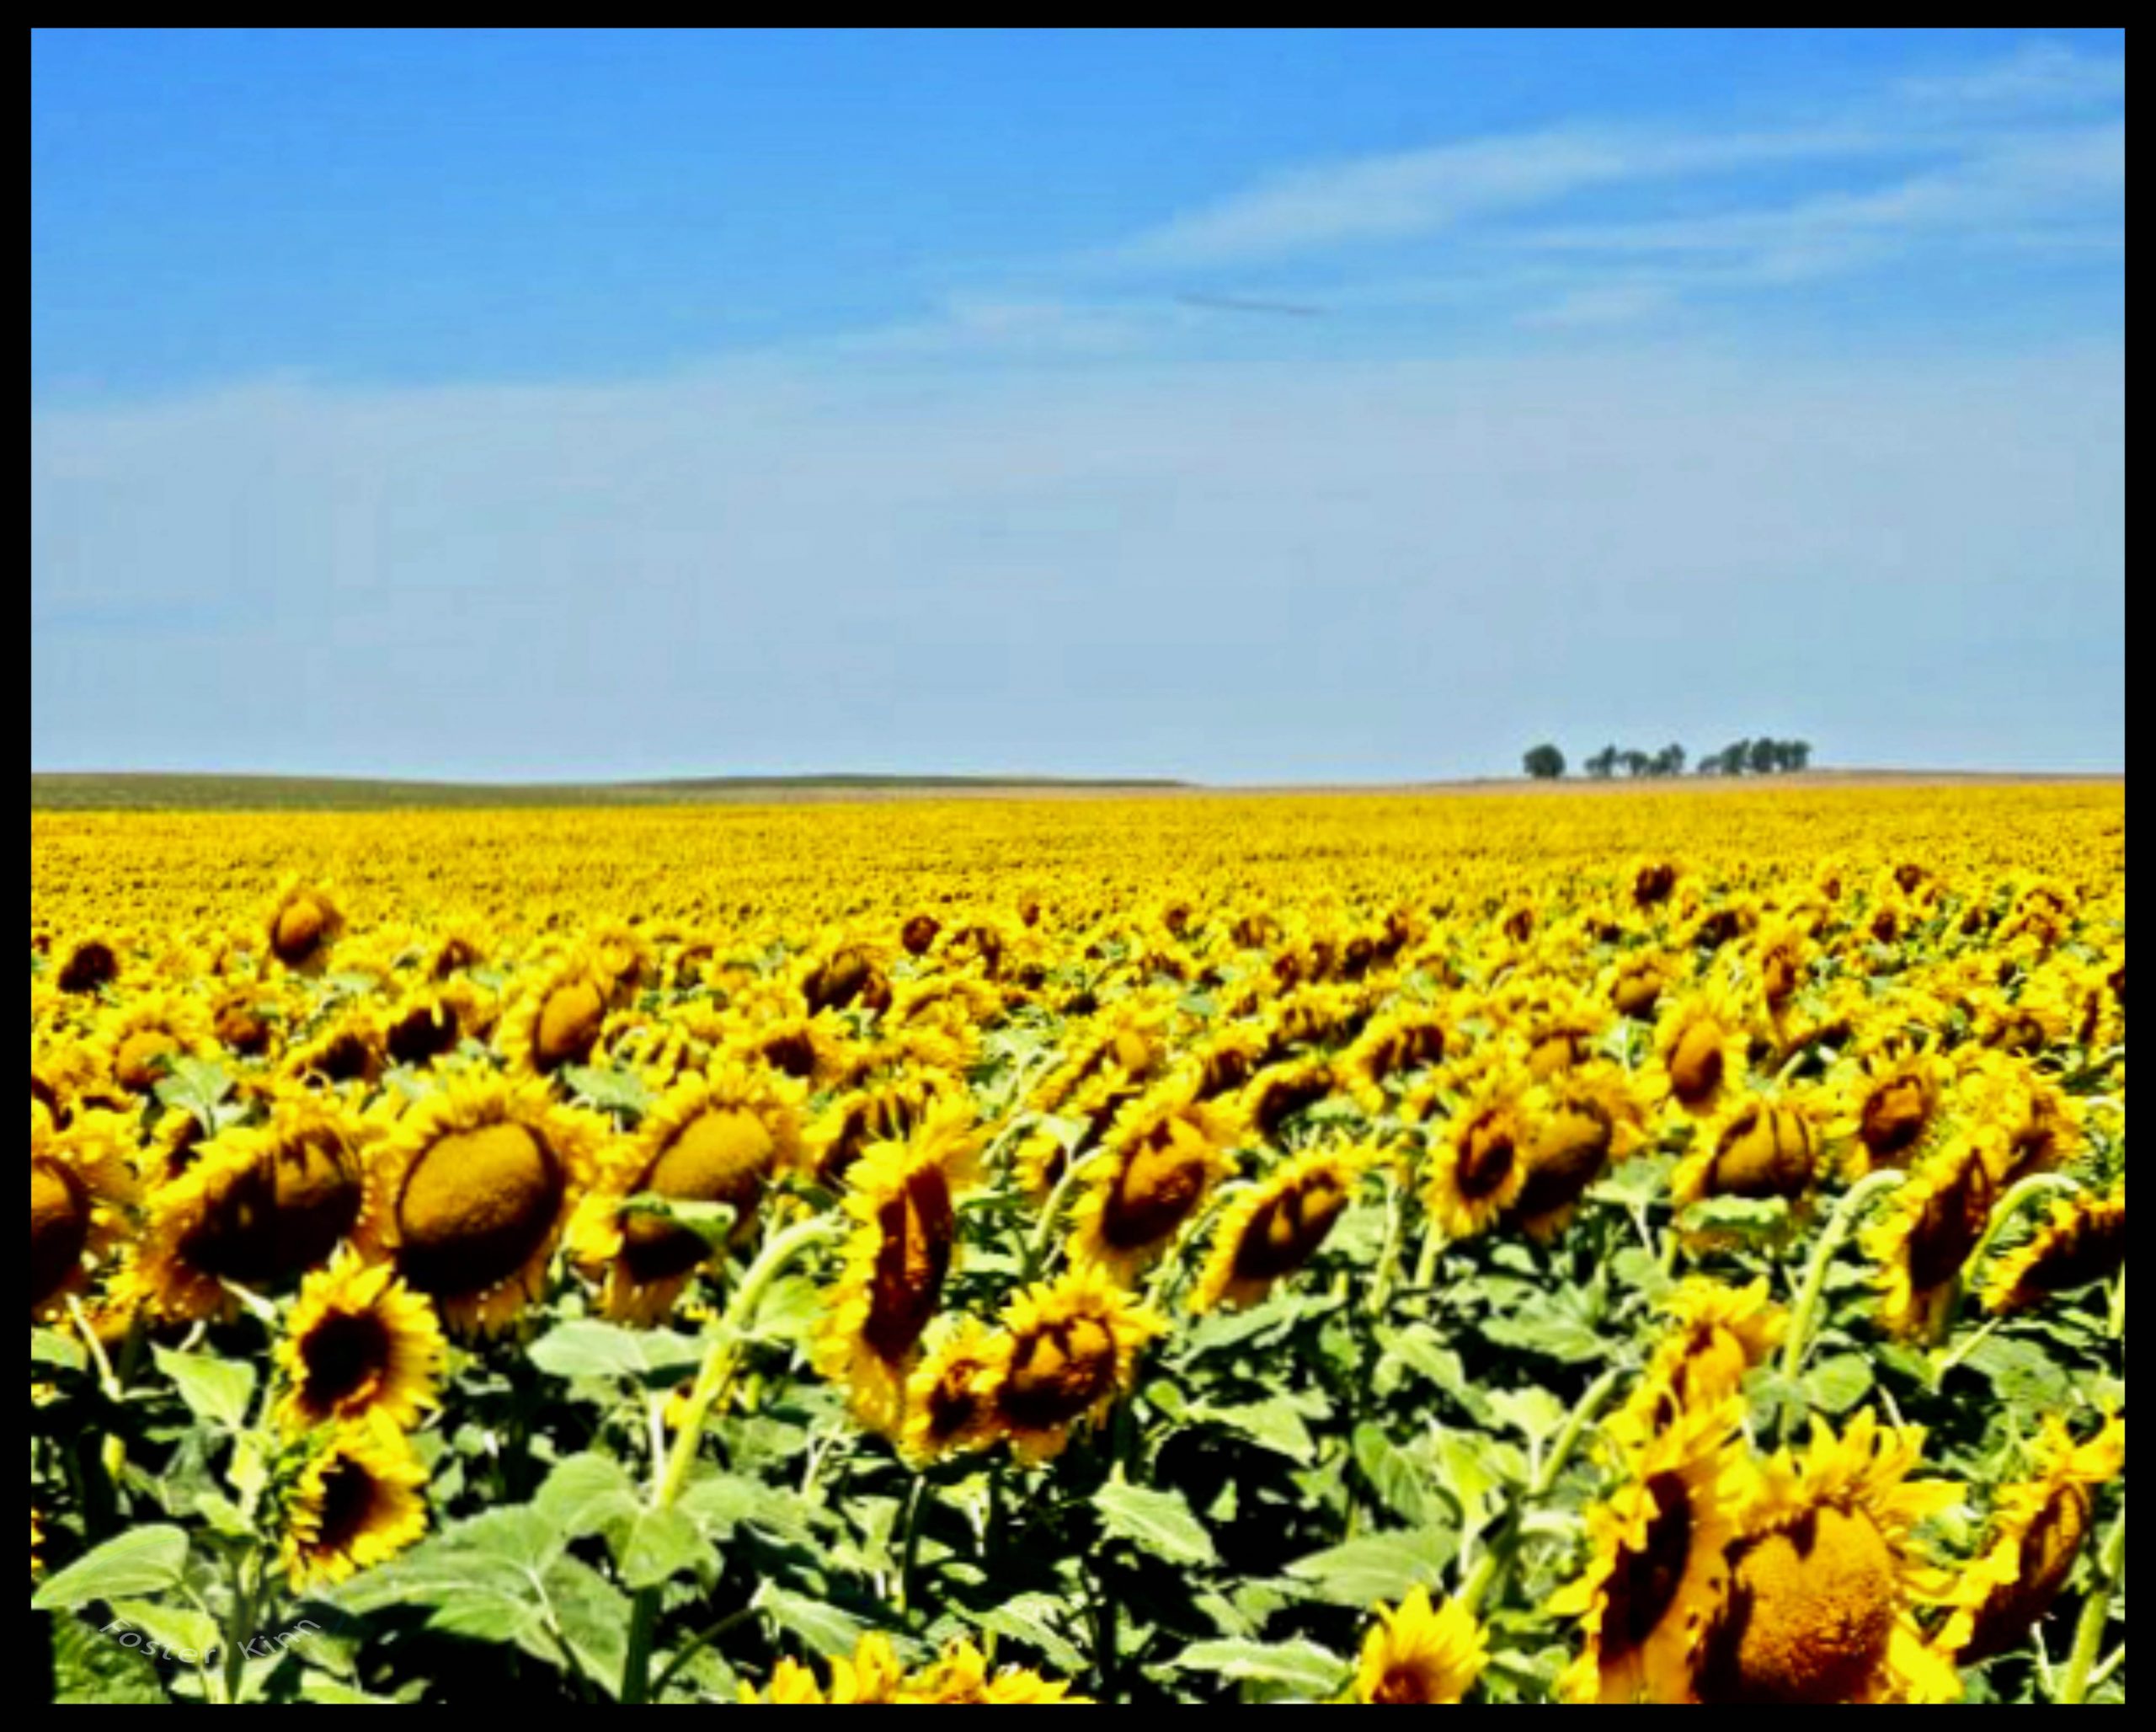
[[29, 772, 1192, 813]]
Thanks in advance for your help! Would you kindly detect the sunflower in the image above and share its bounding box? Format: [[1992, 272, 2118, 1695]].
[[382, 981, 485, 1072], [1352, 1587, 1487, 1704], [1832, 1047, 1953, 1177], [30, 1109, 138, 1319], [900, 1643, 1087, 1705], [811, 1106, 981, 1436], [274, 1256, 446, 1435], [1341, 1003, 1451, 1113], [355, 1075, 600, 1334], [1982, 1181, 2125, 1315], [1509, 1065, 1648, 1241], [1646, 986, 1752, 1119], [1861, 1136, 1996, 1339], [1552, 1401, 1750, 1703], [1028, 1002, 1169, 1117], [1936, 1414, 2126, 1666], [1423, 1069, 1536, 1241], [570, 1061, 806, 1324], [496, 954, 614, 1081], [1673, 1095, 1819, 1213], [739, 1635, 907, 1706], [1192, 1142, 1366, 1313], [1606, 951, 1677, 1023], [1609, 1279, 1788, 1451], [899, 1318, 1007, 1465], [1694, 1412, 1961, 1705], [125, 1097, 371, 1322], [281, 1004, 387, 1090], [989, 1261, 1162, 1465], [725, 1008, 855, 1089], [279, 1415, 430, 1592], [264, 881, 346, 975], [1068, 1081, 1241, 1282], [91, 992, 214, 1099], [1956, 1054, 2084, 1187], [806, 1072, 955, 1190]]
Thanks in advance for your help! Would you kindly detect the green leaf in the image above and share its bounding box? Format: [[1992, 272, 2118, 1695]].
[[535, 1453, 643, 1539], [1479, 1307, 1609, 1366], [31, 1328, 88, 1374], [543, 1554, 634, 1696], [104, 1600, 221, 1665], [562, 1065, 657, 1120], [978, 1595, 1087, 1676], [1486, 1387, 1570, 1448], [1678, 1195, 1792, 1238], [1377, 1326, 1472, 1403], [152, 1056, 236, 1130], [528, 1321, 706, 1383], [1806, 1353, 1876, 1415], [1352, 1425, 1433, 1526], [48, 1612, 172, 1703], [616, 1507, 707, 1591], [1096, 1479, 1219, 1569], [1202, 1397, 1318, 1464], [33, 1526, 191, 1612], [756, 1585, 865, 1660], [151, 1344, 257, 1430], [1166, 1639, 1351, 1700], [1283, 1528, 1460, 1609]]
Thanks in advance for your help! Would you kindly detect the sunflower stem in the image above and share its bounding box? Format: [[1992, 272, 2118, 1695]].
[[896, 1472, 930, 1614], [1937, 1170, 2088, 1344], [1460, 1367, 1620, 1619], [2057, 1506, 2127, 1705], [1778, 1168, 1907, 1383], [1410, 1217, 1445, 1293], [1026, 1149, 1102, 1281]]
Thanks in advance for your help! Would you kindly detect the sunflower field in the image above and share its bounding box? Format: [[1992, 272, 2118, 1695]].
[[29, 786, 2126, 1705]]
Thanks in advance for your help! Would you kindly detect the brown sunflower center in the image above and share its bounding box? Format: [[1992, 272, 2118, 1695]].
[[31, 1157, 92, 1310], [1669, 1023, 1729, 1108], [387, 1003, 461, 1068], [59, 941, 119, 994], [396, 1122, 565, 1299], [1456, 1114, 1520, 1202], [1635, 864, 1678, 908], [761, 1030, 820, 1081], [1530, 1030, 1590, 1079], [532, 981, 606, 1074], [861, 1166, 955, 1366], [1253, 1072, 1331, 1138], [1233, 1173, 1348, 1285], [1708, 1106, 1813, 1202], [115, 1029, 180, 1094], [1906, 1159, 1994, 1295], [300, 1310, 393, 1411], [1859, 1075, 1932, 1164], [1960, 1484, 2091, 1665], [2016, 1206, 2127, 1302], [1101, 1131, 1208, 1254], [311, 1457, 385, 1557], [184, 1131, 365, 1288], [900, 915, 942, 957], [215, 999, 273, 1057], [804, 950, 891, 1016], [1603, 1471, 1697, 1661], [1372, 1656, 1453, 1706], [272, 899, 333, 969], [1699, 1506, 1897, 1705], [999, 1314, 1118, 1433], [1612, 966, 1666, 1020], [621, 1109, 776, 1285], [922, 1360, 990, 1449], [1515, 1103, 1615, 1223]]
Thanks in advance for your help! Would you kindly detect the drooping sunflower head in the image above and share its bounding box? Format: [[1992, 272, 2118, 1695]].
[[497, 954, 614, 1081], [1609, 1279, 1788, 1451], [1694, 1412, 1961, 1705], [92, 992, 214, 1099], [1193, 1141, 1369, 1313], [1673, 1094, 1819, 1213], [1239, 1057, 1338, 1144], [1861, 1136, 1996, 1340], [990, 1261, 1163, 1466], [281, 1003, 387, 1091], [899, 1318, 1008, 1466], [1982, 1180, 2125, 1316], [274, 1255, 446, 1435], [30, 1108, 139, 1319], [570, 1061, 806, 1324], [126, 1098, 372, 1322], [356, 1076, 600, 1335], [1956, 1053, 2084, 1187], [1937, 1414, 2125, 1667], [1509, 1064, 1648, 1241], [1832, 1045, 1955, 1178], [1606, 950, 1678, 1024], [1648, 986, 1753, 1119], [1353, 1587, 1488, 1705], [1422, 1067, 1537, 1241], [55, 927, 126, 997], [1069, 1079, 1241, 1282], [808, 1071, 958, 1191], [1341, 1001, 1452, 1111], [279, 1415, 430, 1592], [1552, 1400, 1751, 1704], [811, 1104, 982, 1437], [264, 881, 346, 976]]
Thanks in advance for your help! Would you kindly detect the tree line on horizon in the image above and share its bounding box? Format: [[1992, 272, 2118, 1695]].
[[1519, 738, 1813, 781]]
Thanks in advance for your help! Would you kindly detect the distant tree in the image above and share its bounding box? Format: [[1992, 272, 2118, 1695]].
[[1748, 737, 1785, 777], [1522, 744, 1567, 781], [1652, 743, 1689, 778], [1620, 750, 1652, 779], [1781, 740, 1813, 772], [1719, 740, 1753, 776], [1585, 746, 1620, 780]]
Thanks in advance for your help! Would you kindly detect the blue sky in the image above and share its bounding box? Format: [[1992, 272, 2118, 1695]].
[[31, 29, 2125, 781]]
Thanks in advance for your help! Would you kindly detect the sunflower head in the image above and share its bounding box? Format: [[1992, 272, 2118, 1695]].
[[1423, 1068, 1536, 1241], [1069, 1080, 1241, 1281], [1982, 1181, 2126, 1315], [275, 1256, 446, 1435], [1861, 1136, 1996, 1340], [990, 1262, 1162, 1464], [1353, 1588, 1488, 1705], [265, 882, 346, 975], [279, 1415, 430, 1592], [1674, 1096, 1817, 1213], [1649, 986, 1752, 1118], [31, 1109, 139, 1319]]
